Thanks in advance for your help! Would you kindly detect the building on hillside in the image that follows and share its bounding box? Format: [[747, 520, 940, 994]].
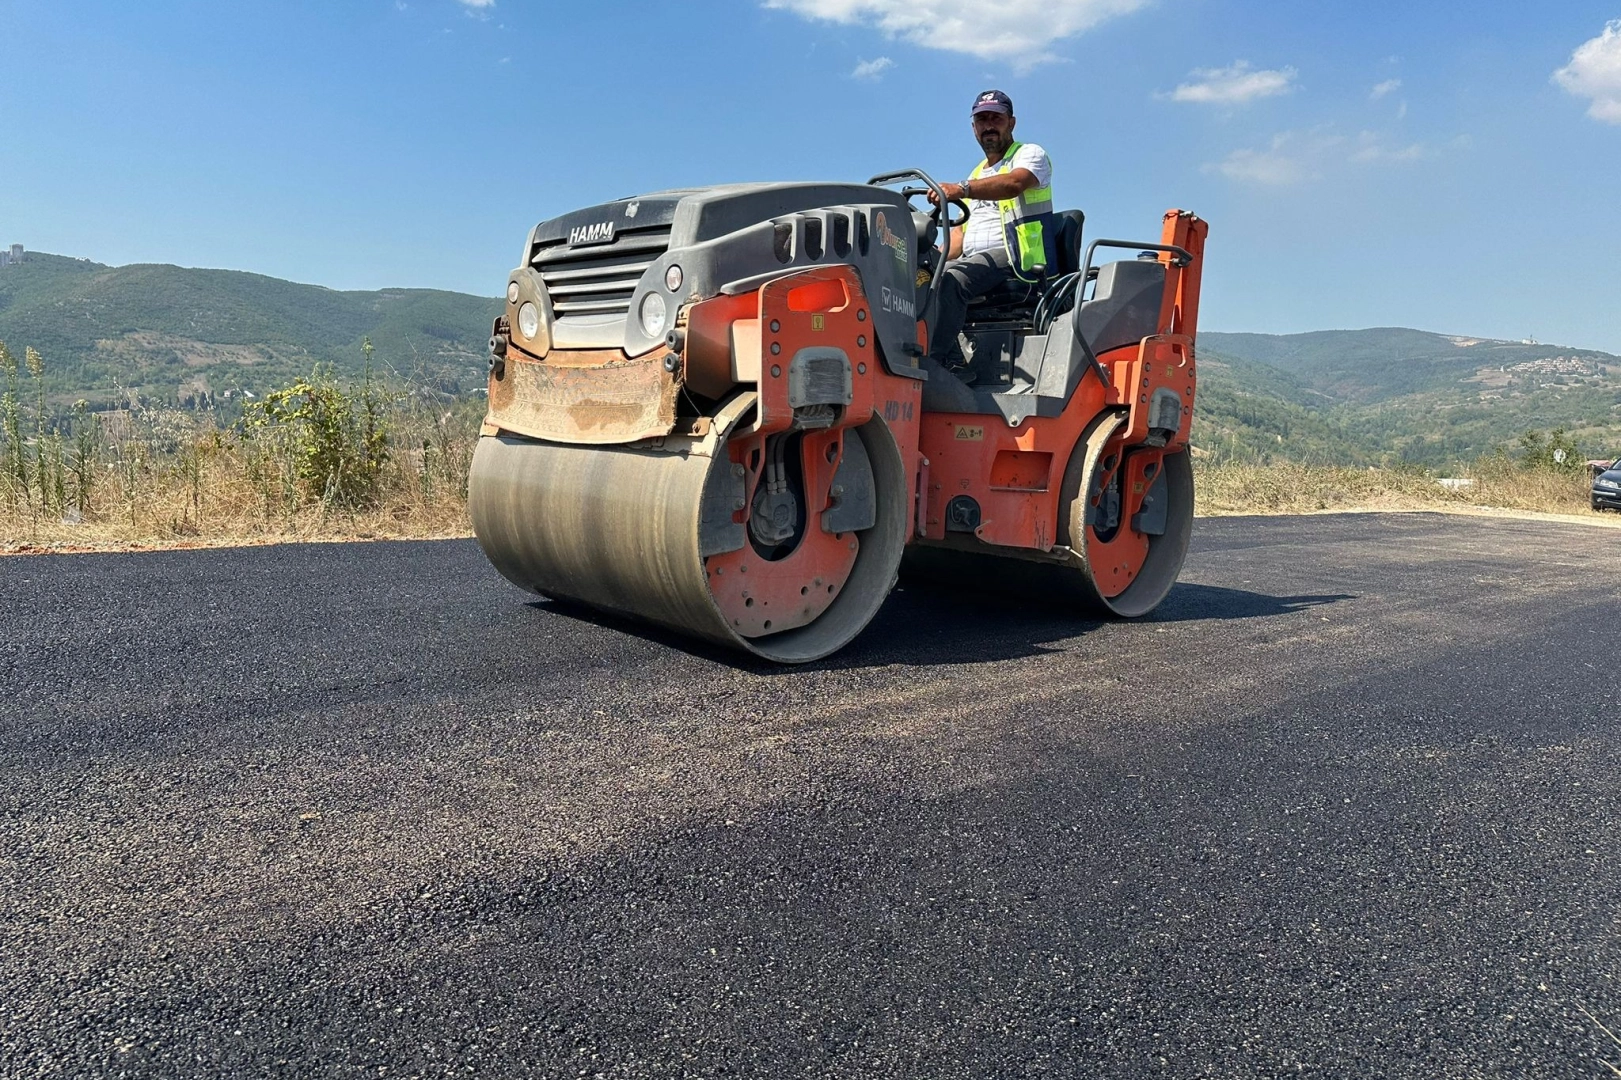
[[0, 244, 22, 267]]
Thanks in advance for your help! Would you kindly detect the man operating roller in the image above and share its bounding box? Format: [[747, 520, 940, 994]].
[[927, 89, 1056, 383]]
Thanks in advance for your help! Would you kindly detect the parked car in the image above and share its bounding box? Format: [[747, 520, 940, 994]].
[[1593, 457, 1621, 512]]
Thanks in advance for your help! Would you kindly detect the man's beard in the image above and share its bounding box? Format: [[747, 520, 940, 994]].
[[978, 130, 1009, 156]]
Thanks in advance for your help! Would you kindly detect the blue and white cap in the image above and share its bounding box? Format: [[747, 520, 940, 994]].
[[971, 89, 1013, 116]]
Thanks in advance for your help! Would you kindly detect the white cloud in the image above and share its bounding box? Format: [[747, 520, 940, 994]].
[[458, 0, 495, 6], [1553, 20, 1621, 123], [1206, 128, 1450, 186], [1203, 132, 1328, 185], [1206, 146, 1309, 185], [1166, 61, 1297, 105], [1349, 131, 1430, 163], [1370, 78, 1401, 99], [851, 56, 895, 80], [762, 0, 1150, 66]]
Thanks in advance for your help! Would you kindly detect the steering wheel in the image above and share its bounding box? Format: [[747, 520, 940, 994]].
[[901, 185, 970, 231]]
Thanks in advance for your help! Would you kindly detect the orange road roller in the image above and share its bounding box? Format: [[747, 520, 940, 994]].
[[469, 172, 1208, 662]]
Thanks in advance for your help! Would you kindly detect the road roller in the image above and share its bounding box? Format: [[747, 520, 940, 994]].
[[470, 171, 1208, 662]]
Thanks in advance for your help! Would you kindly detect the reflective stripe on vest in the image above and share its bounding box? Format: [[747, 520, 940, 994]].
[[970, 141, 1056, 282]]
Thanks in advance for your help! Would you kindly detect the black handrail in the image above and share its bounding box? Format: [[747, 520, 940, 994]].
[[866, 168, 951, 293]]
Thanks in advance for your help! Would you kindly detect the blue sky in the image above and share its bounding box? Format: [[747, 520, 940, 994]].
[[3, 0, 1619, 350]]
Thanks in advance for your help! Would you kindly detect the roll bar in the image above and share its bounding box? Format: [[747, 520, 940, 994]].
[[1065, 241, 1197, 389]]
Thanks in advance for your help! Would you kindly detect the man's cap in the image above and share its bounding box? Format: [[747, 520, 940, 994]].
[[971, 89, 1013, 116]]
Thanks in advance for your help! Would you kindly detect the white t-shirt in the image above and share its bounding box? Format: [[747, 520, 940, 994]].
[[960, 141, 1052, 258]]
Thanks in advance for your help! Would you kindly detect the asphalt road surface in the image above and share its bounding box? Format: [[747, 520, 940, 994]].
[[3, 513, 1619, 1079]]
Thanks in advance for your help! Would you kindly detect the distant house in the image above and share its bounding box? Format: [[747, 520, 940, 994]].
[[0, 244, 22, 267]]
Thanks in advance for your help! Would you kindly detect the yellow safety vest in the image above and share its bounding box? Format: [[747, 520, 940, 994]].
[[970, 141, 1057, 283]]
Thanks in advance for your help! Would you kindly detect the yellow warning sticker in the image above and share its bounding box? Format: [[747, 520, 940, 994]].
[[954, 425, 985, 441], [811, 314, 825, 331]]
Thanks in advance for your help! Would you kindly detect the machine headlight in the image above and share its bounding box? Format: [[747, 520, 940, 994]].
[[506, 281, 520, 304], [638, 293, 668, 338], [665, 264, 683, 292], [517, 301, 540, 340]]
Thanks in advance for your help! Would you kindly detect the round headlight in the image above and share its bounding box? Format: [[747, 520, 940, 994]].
[[638, 293, 668, 338], [517, 301, 540, 340], [506, 281, 520, 304], [665, 264, 683, 292]]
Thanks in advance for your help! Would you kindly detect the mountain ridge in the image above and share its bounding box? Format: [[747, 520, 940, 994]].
[[3, 252, 1617, 466], [0, 251, 503, 403], [1197, 328, 1621, 464]]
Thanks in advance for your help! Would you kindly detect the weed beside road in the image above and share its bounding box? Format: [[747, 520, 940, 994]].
[[0, 340, 478, 552]]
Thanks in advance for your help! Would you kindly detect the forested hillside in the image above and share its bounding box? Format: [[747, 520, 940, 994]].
[[0, 253, 501, 407], [1197, 329, 1621, 466]]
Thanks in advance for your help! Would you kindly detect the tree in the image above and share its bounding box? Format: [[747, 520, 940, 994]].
[[1518, 427, 1582, 473]]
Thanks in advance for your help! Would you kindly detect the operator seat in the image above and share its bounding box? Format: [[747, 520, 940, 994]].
[[961, 209, 1085, 325]]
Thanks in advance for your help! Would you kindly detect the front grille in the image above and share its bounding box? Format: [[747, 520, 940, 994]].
[[531, 226, 673, 317]]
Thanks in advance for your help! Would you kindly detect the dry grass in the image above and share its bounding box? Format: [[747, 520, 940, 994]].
[[1194, 459, 1606, 521], [0, 472, 471, 553], [0, 399, 478, 554]]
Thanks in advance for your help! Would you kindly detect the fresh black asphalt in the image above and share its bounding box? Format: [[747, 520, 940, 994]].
[[2, 513, 1618, 1079]]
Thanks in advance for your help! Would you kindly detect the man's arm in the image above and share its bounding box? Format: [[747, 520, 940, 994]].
[[947, 226, 963, 260], [937, 168, 1040, 204]]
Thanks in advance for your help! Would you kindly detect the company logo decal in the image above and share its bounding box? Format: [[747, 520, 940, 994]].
[[568, 221, 614, 246], [879, 285, 915, 318], [874, 211, 910, 271]]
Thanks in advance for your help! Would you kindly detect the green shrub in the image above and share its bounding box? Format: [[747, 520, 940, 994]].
[[1517, 427, 1583, 473], [242, 345, 389, 510]]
